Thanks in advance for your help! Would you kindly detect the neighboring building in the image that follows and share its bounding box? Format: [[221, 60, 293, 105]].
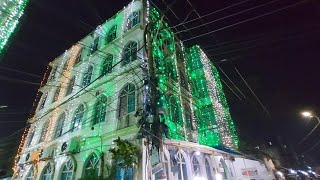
[[12, 1, 274, 180]]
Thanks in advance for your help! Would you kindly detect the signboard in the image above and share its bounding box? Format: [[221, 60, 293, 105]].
[[241, 168, 259, 177]]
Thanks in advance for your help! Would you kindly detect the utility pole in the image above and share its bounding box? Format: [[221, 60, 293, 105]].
[[143, 0, 166, 179]]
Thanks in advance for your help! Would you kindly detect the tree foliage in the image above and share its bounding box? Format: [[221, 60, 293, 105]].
[[109, 137, 137, 168]]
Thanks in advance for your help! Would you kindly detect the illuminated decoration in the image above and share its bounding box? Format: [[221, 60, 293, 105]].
[[149, 8, 185, 140], [12, 127, 29, 176], [0, 0, 28, 54], [184, 46, 239, 148], [150, 8, 239, 148]]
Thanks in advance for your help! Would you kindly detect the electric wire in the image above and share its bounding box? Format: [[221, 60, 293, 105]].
[[0, 66, 41, 79], [171, 0, 253, 28], [233, 65, 271, 117], [217, 66, 247, 99], [182, 0, 309, 42], [176, 0, 281, 34], [206, 29, 320, 57], [1, 43, 146, 141]]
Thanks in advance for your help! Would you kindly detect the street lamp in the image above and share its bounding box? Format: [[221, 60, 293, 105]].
[[301, 111, 312, 118], [298, 111, 320, 144]]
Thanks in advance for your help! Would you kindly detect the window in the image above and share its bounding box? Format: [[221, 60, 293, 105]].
[[127, 11, 140, 30], [168, 96, 182, 125], [122, 41, 137, 66], [106, 25, 117, 44], [192, 156, 200, 176], [177, 153, 188, 180], [90, 37, 99, 55], [179, 71, 188, 90], [53, 85, 61, 102], [26, 128, 35, 148], [66, 77, 75, 96], [205, 158, 214, 180], [39, 93, 48, 110], [115, 160, 134, 180], [84, 153, 100, 177], [71, 104, 84, 131], [61, 159, 74, 180], [26, 166, 35, 180], [54, 113, 65, 139], [38, 121, 49, 143], [119, 84, 135, 117], [74, 47, 83, 64], [41, 163, 53, 180], [184, 104, 193, 130], [82, 65, 93, 87], [50, 67, 56, 81], [63, 59, 70, 71], [102, 54, 113, 75], [93, 95, 107, 125]]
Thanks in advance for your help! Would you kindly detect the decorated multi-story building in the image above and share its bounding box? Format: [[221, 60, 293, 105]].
[[12, 1, 274, 180]]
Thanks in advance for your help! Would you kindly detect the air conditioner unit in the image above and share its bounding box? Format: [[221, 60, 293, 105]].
[[39, 146, 55, 160], [60, 138, 79, 154]]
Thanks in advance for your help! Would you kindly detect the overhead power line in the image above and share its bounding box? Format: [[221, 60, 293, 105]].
[[172, 0, 253, 28], [175, 0, 281, 34], [233, 65, 271, 117], [182, 0, 309, 42], [217, 66, 247, 99], [0, 66, 41, 79]]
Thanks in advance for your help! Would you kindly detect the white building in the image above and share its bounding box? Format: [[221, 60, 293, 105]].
[[12, 1, 275, 180]]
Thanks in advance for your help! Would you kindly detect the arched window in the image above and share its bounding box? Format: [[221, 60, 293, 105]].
[[177, 152, 188, 180], [168, 96, 182, 125], [26, 127, 35, 148], [54, 113, 65, 139], [71, 104, 84, 131], [26, 166, 35, 180], [89, 37, 99, 55], [93, 95, 107, 126], [38, 121, 49, 143], [205, 158, 214, 180], [122, 41, 137, 66], [179, 71, 188, 90], [82, 65, 93, 87], [39, 92, 48, 110], [127, 11, 140, 30], [74, 48, 83, 65], [53, 85, 61, 102], [106, 25, 117, 44], [192, 156, 200, 176], [84, 153, 100, 177], [61, 159, 74, 180], [119, 84, 135, 117], [50, 67, 56, 81], [184, 104, 193, 130], [102, 54, 113, 75], [63, 59, 70, 71], [41, 163, 53, 180], [66, 77, 75, 96]]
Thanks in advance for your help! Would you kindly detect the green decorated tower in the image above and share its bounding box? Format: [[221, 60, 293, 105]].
[[149, 8, 239, 148]]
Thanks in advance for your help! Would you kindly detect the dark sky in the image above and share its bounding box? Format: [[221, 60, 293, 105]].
[[0, 0, 319, 167]]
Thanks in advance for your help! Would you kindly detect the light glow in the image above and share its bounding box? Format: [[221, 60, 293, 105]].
[[301, 111, 312, 117], [0, 0, 28, 54], [215, 173, 223, 180]]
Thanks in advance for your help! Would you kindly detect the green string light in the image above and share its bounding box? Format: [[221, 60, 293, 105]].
[[150, 8, 239, 148], [0, 0, 28, 55]]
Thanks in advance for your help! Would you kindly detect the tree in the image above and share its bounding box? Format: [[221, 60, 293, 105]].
[[109, 137, 137, 180]]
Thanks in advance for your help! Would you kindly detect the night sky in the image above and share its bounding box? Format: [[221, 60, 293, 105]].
[[0, 0, 319, 169]]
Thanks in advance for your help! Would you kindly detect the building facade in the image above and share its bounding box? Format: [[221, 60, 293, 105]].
[[12, 1, 274, 180]]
